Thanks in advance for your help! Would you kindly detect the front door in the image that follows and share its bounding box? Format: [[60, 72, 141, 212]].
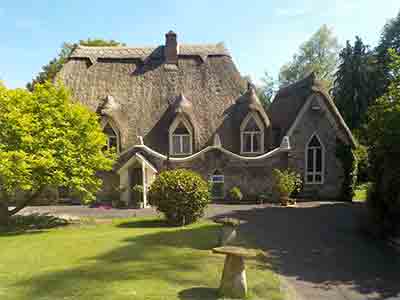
[[129, 167, 143, 206]]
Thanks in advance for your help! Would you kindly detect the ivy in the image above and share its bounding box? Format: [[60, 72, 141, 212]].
[[336, 139, 358, 201]]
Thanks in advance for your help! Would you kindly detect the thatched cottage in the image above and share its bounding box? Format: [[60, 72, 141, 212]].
[[58, 31, 356, 206]]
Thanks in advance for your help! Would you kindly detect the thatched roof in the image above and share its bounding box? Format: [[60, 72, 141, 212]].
[[268, 73, 356, 147], [70, 43, 230, 64], [58, 32, 246, 154]]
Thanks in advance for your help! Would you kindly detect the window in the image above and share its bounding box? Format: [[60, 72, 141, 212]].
[[169, 119, 193, 155], [241, 113, 264, 154], [103, 123, 119, 153], [305, 134, 324, 184], [209, 170, 224, 199]]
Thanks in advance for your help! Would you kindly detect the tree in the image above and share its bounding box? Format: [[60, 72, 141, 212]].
[[258, 71, 276, 108], [333, 37, 378, 131], [279, 25, 340, 89], [242, 73, 276, 108], [27, 39, 125, 90], [0, 82, 115, 225], [366, 49, 400, 236], [374, 10, 400, 97]]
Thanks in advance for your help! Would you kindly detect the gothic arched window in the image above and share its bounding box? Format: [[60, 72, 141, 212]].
[[103, 122, 120, 153], [305, 134, 324, 184], [240, 112, 264, 154], [169, 117, 193, 155]]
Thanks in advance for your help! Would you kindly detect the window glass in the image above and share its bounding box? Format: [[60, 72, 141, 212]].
[[316, 148, 322, 172], [244, 117, 260, 132], [173, 135, 181, 153], [174, 122, 190, 134], [307, 149, 314, 172], [253, 133, 261, 152], [182, 135, 191, 154], [243, 133, 252, 152], [305, 135, 323, 184]]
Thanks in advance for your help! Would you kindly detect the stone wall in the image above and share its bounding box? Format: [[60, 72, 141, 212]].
[[165, 149, 288, 200], [288, 94, 345, 200]]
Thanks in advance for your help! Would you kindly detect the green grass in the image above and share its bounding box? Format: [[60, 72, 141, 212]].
[[0, 217, 283, 300]]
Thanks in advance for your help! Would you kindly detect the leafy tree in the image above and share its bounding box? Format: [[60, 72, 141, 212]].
[[279, 25, 340, 89], [333, 37, 378, 131], [242, 73, 276, 108], [374, 10, 400, 97], [366, 49, 400, 236], [27, 39, 125, 91], [0, 82, 115, 225], [258, 71, 276, 108]]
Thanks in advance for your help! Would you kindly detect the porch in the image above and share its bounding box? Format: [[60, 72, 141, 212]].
[[117, 153, 157, 208]]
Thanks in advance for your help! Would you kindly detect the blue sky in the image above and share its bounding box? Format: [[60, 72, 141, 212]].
[[0, 0, 399, 88]]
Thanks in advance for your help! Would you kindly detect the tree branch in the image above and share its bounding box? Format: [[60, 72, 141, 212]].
[[8, 188, 44, 216]]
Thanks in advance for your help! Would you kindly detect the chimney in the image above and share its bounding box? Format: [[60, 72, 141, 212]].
[[165, 30, 178, 64]]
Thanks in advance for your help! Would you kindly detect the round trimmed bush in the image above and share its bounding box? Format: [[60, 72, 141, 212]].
[[148, 169, 211, 226]]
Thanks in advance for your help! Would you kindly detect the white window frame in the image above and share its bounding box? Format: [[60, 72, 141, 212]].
[[103, 121, 120, 153], [305, 133, 325, 184], [169, 116, 193, 155], [240, 112, 265, 154]]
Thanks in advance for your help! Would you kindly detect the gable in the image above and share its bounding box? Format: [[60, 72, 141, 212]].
[[287, 92, 356, 147]]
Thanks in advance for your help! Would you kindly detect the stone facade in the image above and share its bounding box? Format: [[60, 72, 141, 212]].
[[58, 31, 355, 204]]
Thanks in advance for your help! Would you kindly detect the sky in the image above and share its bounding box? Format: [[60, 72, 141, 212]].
[[0, 0, 399, 88]]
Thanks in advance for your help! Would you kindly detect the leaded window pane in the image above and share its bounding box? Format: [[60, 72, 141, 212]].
[[182, 135, 191, 154], [173, 135, 180, 153], [174, 122, 190, 134], [244, 117, 260, 132], [309, 136, 321, 147], [253, 133, 261, 152], [316, 148, 322, 172], [243, 133, 252, 152], [307, 149, 314, 172]]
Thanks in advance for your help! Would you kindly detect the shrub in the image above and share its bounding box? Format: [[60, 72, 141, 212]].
[[336, 140, 358, 201], [148, 169, 211, 226], [272, 169, 302, 204], [229, 186, 243, 202], [365, 49, 400, 237], [354, 143, 369, 183]]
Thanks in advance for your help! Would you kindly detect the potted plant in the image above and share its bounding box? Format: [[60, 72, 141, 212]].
[[132, 184, 144, 208], [229, 186, 243, 203], [272, 169, 302, 206]]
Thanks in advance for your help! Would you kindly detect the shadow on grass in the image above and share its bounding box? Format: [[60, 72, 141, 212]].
[[178, 287, 219, 300], [11, 221, 226, 300], [117, 218, 170, 228], [0, 213, 69, 235]]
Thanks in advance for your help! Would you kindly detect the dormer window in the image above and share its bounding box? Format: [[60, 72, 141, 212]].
[[240, 112, 264, 154], [169, 117, 193, 155], [103, 122, 120, 153]]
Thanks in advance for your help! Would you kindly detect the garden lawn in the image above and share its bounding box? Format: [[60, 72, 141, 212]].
[[0, 217, 283, 300]]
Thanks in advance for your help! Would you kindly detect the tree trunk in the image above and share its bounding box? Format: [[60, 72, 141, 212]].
[[0, 202, 10, 226]]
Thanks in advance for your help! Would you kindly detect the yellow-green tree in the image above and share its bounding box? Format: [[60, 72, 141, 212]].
[[0, 82, 115, 225]]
